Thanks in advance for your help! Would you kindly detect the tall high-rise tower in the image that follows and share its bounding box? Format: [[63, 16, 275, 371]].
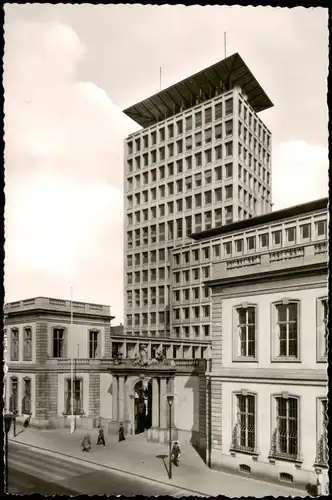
[[122, 53, 273, 354]]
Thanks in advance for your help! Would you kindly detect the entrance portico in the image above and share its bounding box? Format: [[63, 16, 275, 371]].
[[109, 359, 178, 444]]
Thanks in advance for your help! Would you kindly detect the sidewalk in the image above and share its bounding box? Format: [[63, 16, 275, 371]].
[[9, 426, 306, 497]]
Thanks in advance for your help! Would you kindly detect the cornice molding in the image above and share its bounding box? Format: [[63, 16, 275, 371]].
[[207, 367, 327, 385], [206, 261, 327, 289]]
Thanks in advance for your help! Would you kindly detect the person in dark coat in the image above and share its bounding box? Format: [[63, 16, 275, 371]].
[[171, 441, 181, 466], [118, 423, 125, 442], [97, 425, 105, 446], [23, 415, 31, 429], [81, 433, 91, 452]]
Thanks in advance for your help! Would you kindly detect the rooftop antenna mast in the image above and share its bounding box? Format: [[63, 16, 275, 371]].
[[160, 66, 162, 91], [224, 32, 227, 59]]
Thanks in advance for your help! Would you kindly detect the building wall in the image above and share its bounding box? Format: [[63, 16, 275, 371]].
[[5, 372, 37, 417], [220, 382, 327, 472], [221, 286, 327, 370], [46, 322, 106, 359], [124, 83, 272, 341], [57, 372, 90, 416], [100, 373, 113, 419]]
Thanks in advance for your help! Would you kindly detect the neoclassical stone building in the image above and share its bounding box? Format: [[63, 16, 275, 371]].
[[204, 198, 328, 490], [4, 297, 207, 451], [4, 296, 113, 429]]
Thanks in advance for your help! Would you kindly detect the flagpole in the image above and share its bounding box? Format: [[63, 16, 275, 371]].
[[70, 287, 75, 434]]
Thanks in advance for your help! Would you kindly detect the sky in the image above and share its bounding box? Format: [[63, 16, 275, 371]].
[[4, 5, 329, 323]]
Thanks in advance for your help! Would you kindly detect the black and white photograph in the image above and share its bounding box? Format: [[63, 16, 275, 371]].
[[3, 4, 328, 497]]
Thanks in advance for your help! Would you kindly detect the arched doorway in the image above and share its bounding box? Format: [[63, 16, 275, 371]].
[[134, 380, 152, 435]]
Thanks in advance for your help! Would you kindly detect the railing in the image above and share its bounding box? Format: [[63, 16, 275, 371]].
[[174, 359, 200, 367], [57, 359, 91, 365], [268, 428, 301, 462], [227, 255, 261, 270], [49, 299, 67, 306], [269, 247, 304, 263], [315, 242, 328, 255], [230, 422, 257, 455]]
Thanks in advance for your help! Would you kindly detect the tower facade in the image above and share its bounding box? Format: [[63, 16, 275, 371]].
[[122, 53, 273, 357]]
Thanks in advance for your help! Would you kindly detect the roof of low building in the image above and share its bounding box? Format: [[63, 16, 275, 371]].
[[189, 197, 328, 242]]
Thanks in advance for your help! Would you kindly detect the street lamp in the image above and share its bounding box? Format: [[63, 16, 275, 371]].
[[166, 394, 174, 479], [4, 413, 14, 492]]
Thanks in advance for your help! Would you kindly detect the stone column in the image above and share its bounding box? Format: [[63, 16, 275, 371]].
[[159, 377, 167, 429], [118, 376, 125, 422], [152, 378, 159, 428], [112, 376, 118, 422]]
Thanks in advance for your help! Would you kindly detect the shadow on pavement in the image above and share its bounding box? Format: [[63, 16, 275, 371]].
[[156, 454, 169, 479]]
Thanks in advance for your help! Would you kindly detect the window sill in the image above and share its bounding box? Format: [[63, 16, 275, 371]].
[[230, 447, 259, 458], [316, 357, 327, 363], [268, 454, 303, 465], [271, 357, 302, 363], [232, 357, 258, 363]]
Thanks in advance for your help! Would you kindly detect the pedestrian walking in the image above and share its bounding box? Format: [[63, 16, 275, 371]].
[[81, 433, 91, 452], [118, 422, 125, 442], [171, 440, 181, 466], [96, 425, 106, 446], [23, 415, 31, 429]]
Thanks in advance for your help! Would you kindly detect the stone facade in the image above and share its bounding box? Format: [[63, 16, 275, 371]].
[[89, 373, 101, 418], [5, 297, 113, 429]]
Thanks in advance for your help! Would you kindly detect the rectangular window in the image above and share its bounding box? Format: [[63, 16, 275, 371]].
[[272, 230, 282, 246], [215, 124, 222, 140], [186, 156, 192, 171], [236, 307, 256, 357], [186, 116, 192, 132], [300, 223, 311, 240], [225, 185, 233, 199], [225, 163, 233, 178], [224, 241, 232, 256], [205, 128, 212, 144], [53, 328, 65, 358], [177, 140, 183, 155], [177, 120, 183, 135], [235, 239, 243, 253], [215, 188, 222, 202], [205, 107, 212, 124], [215, 166, 222, 181], [225, 142, 233, 157], [89, 330, 99, 358], [10, 377, 18, 412], [225, 98, 233, 115], [213, 244, 220, 259], [274, 397, 299, 459], [276, 302, 298, 358], [65, 379, 83, 415], [11, 328, 19, 361], [195, 112, 202, 128], [232, 394, 256, 452], [260, 233, 269, 248], [225, 120, 233, 137], [22, 377, 32, 414], [205, 149, 212, 164], [215, 145, 222, 160], [215, 102, 222, 120], [195, 152, 202, 167], [195, 132, 202, 148], [247, 236, 256, 251], [195, 173, 202, 188], [315, 220, 327, 237], [286, 227, 296, 243], [185, 136, 193, 151]]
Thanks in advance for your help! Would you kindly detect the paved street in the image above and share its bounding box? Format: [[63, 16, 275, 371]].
[[8, 442, 196, 496]]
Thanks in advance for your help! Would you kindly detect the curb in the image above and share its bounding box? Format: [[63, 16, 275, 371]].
[[9, 439, 209, 497]]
